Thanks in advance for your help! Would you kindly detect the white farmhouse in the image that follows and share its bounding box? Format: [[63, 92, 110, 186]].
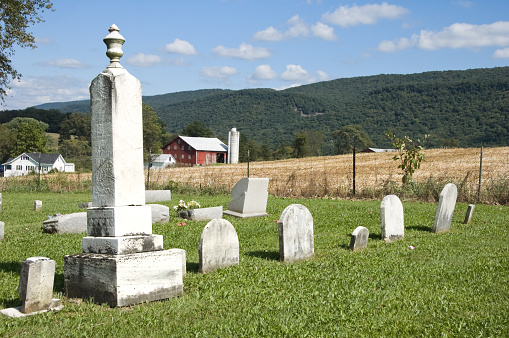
[[144, 153, 176, 169], [0, 152, 75, 177]]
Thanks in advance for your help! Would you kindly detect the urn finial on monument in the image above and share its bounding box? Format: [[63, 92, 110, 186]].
[[104, 24, 125, 68]]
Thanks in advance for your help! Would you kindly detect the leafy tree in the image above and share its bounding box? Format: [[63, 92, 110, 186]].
[[292, 131, 309, 158], [181, 120, 214, 138], [331, 124, 374, 154], [7, 117, 48, 155], [0, 0, 54, 101], [259, 142, 273, 161], [0, 123, 16, 162], [59, 138, 91, 170], [385, 131, 428, 184], [238, 134, 262, 162], [59, 112, 91, 143], [142, 103, 167, 161], [273, 144, 293, 160], [307, 130, 325, 156]]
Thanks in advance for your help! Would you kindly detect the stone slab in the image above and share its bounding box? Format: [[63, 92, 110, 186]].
[[199, 219, 239, 273], [34, 200, 42, 211], [179, 206, 223, 221], [278, 204, 314, 262], [433, 183, 458, 233], [149, 204, 169, 224], [145, 190, 172, 203], [87, 205, 152, 237], [43, 212, 87, 234], [350, 226, 369, 251], [463, 204, 475, 224], [82, 234, 163, 254], [64, 249, 184, 307], [223, 210, 268, 218], [18, 257, 55, 314], [0, 221, 4, 241], [0, 299, 63, 318], [226, 178, 269, 216], [381, 195, 404, 242], [78, 202, 92, 209]]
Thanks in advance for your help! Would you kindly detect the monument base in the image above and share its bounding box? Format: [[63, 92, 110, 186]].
[[223, 210, 268, 218], [64, 249, 184, 307]]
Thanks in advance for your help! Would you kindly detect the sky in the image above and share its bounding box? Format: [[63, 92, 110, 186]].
[[2, 0, 509, 110]]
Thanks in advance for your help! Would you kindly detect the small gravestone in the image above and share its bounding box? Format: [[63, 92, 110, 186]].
[[34, 200, 42, 211], [78, 202, 92, 209], [199, 219, 239, 273], [381, 195, 404, 242], [145, 190, 172, 203], [149, 204, 169, 224], [224, 178, 269, 218], [43, 213, 87, 234], [18, 257, 56, 314], [433, 183, 458, 233], [463, 204, 475, 224], [0, 221, 4, 241], [278, 204, 314, 262], [350, 226, 369, 251], [179, 206, 223, 221]]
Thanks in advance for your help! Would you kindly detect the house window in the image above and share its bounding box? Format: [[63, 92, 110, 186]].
[[181, 154, 184, 159], [178, 139, 181, 144], [22, 155, 29, 160], [188, 155, 191, 159], [188, 146, 191, 150], [16, 165, 22, 170], [174, 145, 177, 150], [181, 145, 184, 150], [167, 146, 171, 150], [6, 165, 11, 170]]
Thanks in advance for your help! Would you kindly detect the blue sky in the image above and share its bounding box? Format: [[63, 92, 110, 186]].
[[3, 0, 509, 110]]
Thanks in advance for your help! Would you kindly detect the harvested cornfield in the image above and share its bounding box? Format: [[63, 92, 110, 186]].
[[147, 147, 509, 203]]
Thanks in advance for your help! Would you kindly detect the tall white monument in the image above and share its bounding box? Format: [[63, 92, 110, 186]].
[[228, 127, 240, 164], [63, 25, 184, 307]]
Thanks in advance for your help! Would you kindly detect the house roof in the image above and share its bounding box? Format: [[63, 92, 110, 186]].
[[362, 148, 398, 153], [3, 153, 63, 165], [178, 136, 228, 152], [149, 153, 175, 163]]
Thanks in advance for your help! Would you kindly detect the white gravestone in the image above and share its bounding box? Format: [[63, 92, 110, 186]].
[[63, 25, 184, 307], [199, 219, 239, 273], [381, 195, 404, 242], [228, 128, 240, 164], [463, 204, 475, 224], [18, 257, 55, 314], [0, 221, 4, 241], [278, 204, 314, 262], [350, 226, 369, 251], [34, 200, 42, 211], [433, 183, 458, 233], [224, 178, 269, 218]]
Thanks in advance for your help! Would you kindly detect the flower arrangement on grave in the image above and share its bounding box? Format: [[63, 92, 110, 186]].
[[173, 200, 200, 213]]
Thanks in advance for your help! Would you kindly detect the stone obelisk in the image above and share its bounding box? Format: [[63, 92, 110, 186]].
[[63, 25, 184, 307]]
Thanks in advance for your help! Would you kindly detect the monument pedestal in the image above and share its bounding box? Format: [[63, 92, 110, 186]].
[[64, 249, 184, 307]]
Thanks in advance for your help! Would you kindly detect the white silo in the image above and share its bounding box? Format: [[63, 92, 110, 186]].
[[228, 128, 240, 164]]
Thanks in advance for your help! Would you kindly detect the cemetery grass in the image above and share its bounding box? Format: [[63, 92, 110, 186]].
[[0, 192, 507, 336]]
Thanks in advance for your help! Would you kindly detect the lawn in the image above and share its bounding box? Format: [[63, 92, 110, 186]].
[[0, 191, 507, 336]]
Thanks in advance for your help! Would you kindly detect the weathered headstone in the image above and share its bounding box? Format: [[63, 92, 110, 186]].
[[149, 204, 170, 224], [179, 206, 223, 221], [63, 25, 184, 307], [224, 178, 269, 218], [278, 204, 314, 262], [34, 200, 42, 211], [463, 204, 475, 224], [18, 257, 55, 314], [350, 226, 369, 251], [228, 127, 240, 164], [381, 195, 404, 242], [43, 213, 87, 234], [199, 219, 239, 273], [145, 190, 172, 203], [0, 221, 4, 241], [433, 183, 458, 233]]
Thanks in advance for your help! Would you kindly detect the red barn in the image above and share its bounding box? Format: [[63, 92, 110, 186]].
[[162, 136, 228, 166]]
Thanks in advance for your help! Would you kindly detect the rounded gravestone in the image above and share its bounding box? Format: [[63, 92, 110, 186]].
[[350, 226, 369, 251], [278, 204, 314, 262], [433, 183, 458, 233], [199, 219, 239, 273], [381, 195, 404, 242]]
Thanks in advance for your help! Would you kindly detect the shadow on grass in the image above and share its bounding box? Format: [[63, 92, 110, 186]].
[[54, 273, 64, 293], [246, 250, 279, 261], [0, 261, 21, 274], [186, 262, 199, 274], [406, 225, 432, 232], [369, 233, 382, 240]]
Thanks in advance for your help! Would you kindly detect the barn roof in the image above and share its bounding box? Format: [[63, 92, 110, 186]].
[[179, 136, 228, 152]]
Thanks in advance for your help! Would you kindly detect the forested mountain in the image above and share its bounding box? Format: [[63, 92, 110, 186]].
[[17, 66, 509, 151]]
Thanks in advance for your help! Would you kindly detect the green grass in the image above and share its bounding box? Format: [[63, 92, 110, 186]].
[[0, 192, 507, 336]]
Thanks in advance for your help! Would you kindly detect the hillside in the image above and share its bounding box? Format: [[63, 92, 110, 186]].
[[21, 66, 509, 151]]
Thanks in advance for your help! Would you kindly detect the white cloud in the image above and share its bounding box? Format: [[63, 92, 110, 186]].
[[311, 22, 337, 41], [212, 43, 272, 60], [34, 37, 52, 45], [165, 38, 197, 55], [454, 1, 473, 8], [3, 75, 89, 110], [126, 53, 161, 67], [316, 70, 329, 81], [322, 2, 409, 27], [253, 26, 284, 41], [378, 21, 509, 52], [252, 65, 277, 80], [494, 47, 509, 58], [284, 15, 309, 38], [281, 64, 310, 82], [200, 66, 238, 79], [38, 59, 89, 69]]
